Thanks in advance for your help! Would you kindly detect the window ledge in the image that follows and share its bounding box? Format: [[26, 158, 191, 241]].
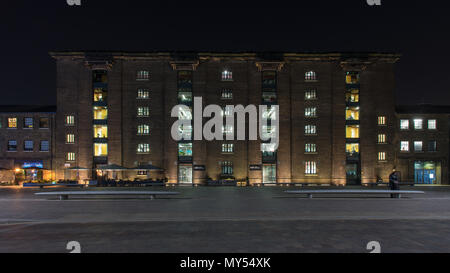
[[305, 152, 318, 155], [305, 174, 318, 177], [305, 80, 318, 83]]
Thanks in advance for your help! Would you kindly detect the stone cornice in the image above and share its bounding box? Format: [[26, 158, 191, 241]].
[[169, 61, 200, 71], [255, 61, 285, 71]]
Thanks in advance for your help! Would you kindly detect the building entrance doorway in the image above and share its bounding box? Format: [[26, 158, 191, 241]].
[[178, 165, 193, 184], [262, 164, 276, 183], [346, 163, 361, 185], [414, 161, 441, 184]]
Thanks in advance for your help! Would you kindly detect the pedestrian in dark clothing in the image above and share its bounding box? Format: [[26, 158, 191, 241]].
[[389, 168, 400, 198]]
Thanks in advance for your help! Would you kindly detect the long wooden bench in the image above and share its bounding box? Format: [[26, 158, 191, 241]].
[[35, 191, 180, 200], [285, 189, 425, 199]]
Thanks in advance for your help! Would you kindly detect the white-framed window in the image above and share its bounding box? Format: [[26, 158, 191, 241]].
[[377, 134, 386, 144], [378, 152, 386, 161], [137, 107, 150, 117], [428, 119, 437, 130], [137, 143, 150, 154], [66, 134, 75, 144], [305, 89, 317, 100], [400, 119, 409, 130], [222, 143, 234, 153], [24, 140, 33, 152], [414, 119, 423, 130], [137, 70, 150, 80], [378, 116, 386, 125], [305, 161, 317, 175], [305, 71, 317, 81], [221, 70, 233, 81], [40, 140, 49, 152], [400, 141, 409, 152], [305, 125, 317, 135], [414, 141, 423, 152], [305, 143, 317, 153], [137, 124, 150, 135], [221, 89, 233, 99], [67, 152, 76, 162], [220, 161, 233, 175], [65, 115, 75, 126], [305, 107, 317, 118], [137, 89, 149, 99]]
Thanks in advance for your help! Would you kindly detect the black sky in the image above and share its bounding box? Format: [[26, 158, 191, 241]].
[[1, 0, 449, 106]]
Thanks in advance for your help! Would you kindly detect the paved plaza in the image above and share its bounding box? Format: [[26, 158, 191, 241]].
[[1, 186, 450, 253]]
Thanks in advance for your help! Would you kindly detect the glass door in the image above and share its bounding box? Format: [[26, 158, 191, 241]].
[[262, 164, 276, 184], [178, 165, 193, 184]]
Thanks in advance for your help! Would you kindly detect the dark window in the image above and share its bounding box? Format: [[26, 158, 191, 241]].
[[7, 140, 17, 151], [428, 141, 437, 152], [39, 117, 49, 128]]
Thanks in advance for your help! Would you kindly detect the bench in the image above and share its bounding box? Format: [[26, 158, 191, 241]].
[[285, 189, 425, 199], [23, 183, 86, 189], [35, 191, 180, 200]]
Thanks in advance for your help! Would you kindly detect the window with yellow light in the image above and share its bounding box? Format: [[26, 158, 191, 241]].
[[345, 107, 360, 120], [93, 125, 108, 138], [94, 143, 108, 156], [93, 107, 108, 120], [346, 125, 360, 138]]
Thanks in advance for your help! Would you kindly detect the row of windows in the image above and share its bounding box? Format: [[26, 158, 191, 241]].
[[400, 140, 437, 152], [6, 140, 49, 152], [0, 117, 50, 129], [400, 119, 437, 130], [135, 70, 320, 82]]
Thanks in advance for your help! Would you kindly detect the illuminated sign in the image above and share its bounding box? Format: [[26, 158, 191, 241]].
[[21, 161, 44, 169]]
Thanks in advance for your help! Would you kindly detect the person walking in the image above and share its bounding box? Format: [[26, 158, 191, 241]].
[[389, 168, 400, 198]]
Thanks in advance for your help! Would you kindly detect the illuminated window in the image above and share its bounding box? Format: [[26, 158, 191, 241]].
[[222, 125, 234, 135], [261, 143, 276, 157], [414, 119, 423, 130], [178, 107, 192, 120], [305, 71, 317, 81], [305, 125, 317, 135], [346, 125, 359, 139], [137, 70, 150, 80], [137, 124, 150, 135], [178, 92, 192, 103], [137, 107, 149, 117], [346, 72, 360, 84], [93, 88, 107, 102], [305, 107, 317, 118], [137, 89, 149, 99], [24, 117, 33, 128], [414, 141, 423, 152], [67, 152, 76, 161], [428, 141, 437, 152], [66, 134, 75, 144], [378, 152, 386, 161], [24, 140, 33, 152], [305, 89, 317, 100], [137, 143, 150, 154], [8, 118, 17, 128], [221, 89, 233, 99], [345, 89, 359, 103], [378, 116, 386, 126], [39, 117, 49, 128], [305, 143, 317, 153], [94, 125, 108, 138], [305, 161, 317, 175], [262, 92, 277, 103], [65, 115, 75, 126], [93, 107, 108, 120], [221, 70, 233, 81], [378, 134, 386, 144], [345, 107, 360, 120], [221, 106, 233, 117], [40, 140, 49, 152], [7, 140, 17, 151], [222, 143, 234, 153], [400, 119, 409, 130], [262, 106, 277, 120], [178, 143, 193, 157], [400, 141, 409, 152], [346, 143, 359, 156], [178, 124, 192, 140], [221, 161, 233, 175], [428, 119, 437, 130], [261, 125, 276, 139], [94, 143, 108, 157]]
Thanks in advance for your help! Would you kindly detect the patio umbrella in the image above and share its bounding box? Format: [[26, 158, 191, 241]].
[[97, 164, 129, 180], [66, 166, 90, 180]]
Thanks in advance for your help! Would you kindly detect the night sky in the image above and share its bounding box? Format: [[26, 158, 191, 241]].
[[1, 0, 449, 106]]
